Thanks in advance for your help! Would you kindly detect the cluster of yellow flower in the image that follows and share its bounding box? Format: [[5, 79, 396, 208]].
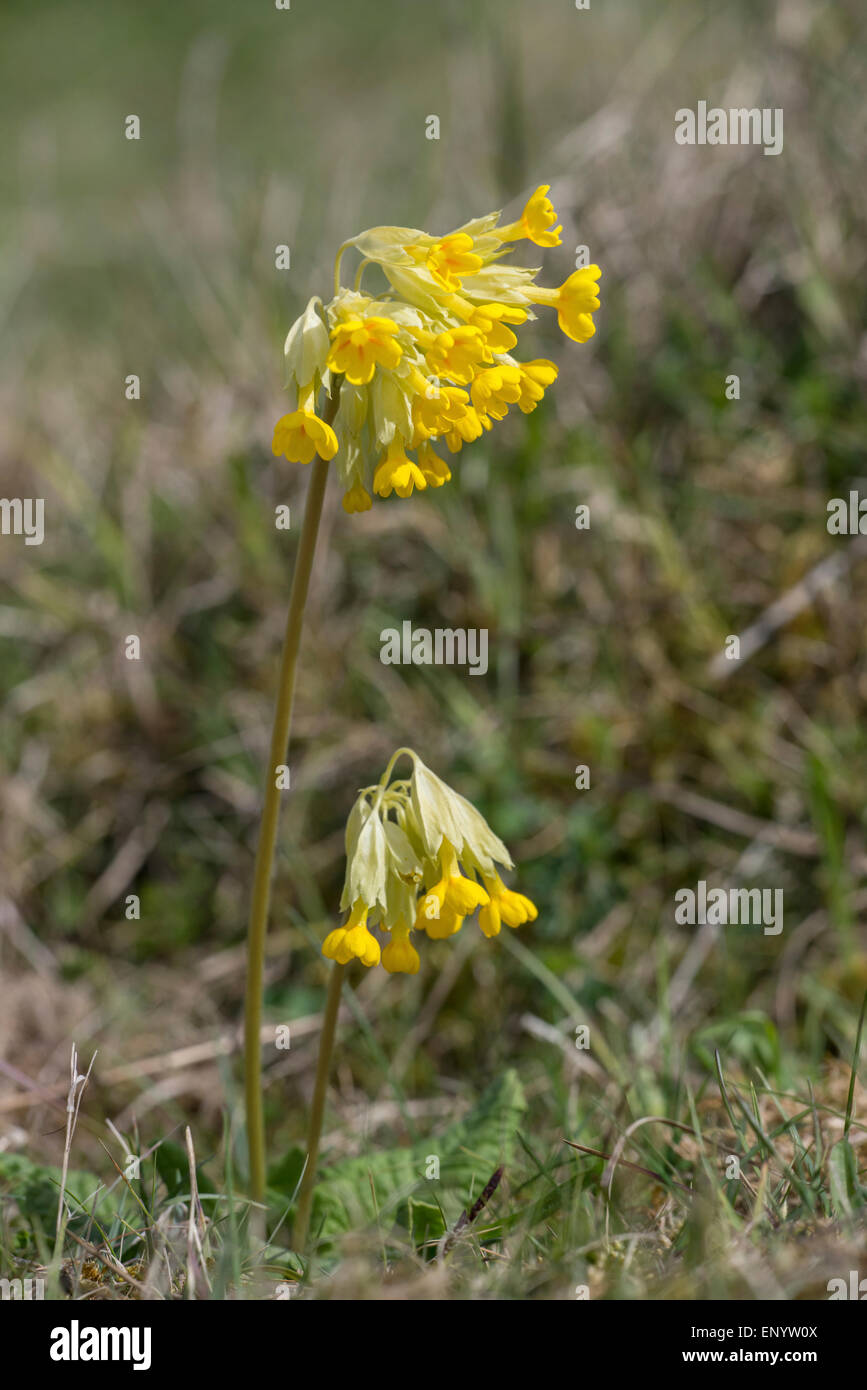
[[322, 749, 537, 973], [272, 185, 601, 513]]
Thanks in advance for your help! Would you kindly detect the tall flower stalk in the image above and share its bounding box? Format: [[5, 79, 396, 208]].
[[293, 747, 539, 1249], [243, 391, 339, 1205], [290, 961, 344, 1252], [243, 182, 601, 1214]]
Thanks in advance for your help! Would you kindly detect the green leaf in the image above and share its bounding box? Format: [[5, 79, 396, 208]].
[[399, 1197, 446, 1253], [828, 1140, 863, 1219], [153, 1140, 188, 1199], [267, 1144, 307, 1203], [269, 1068, 526, 1246], [0, 1154, 120, 1232]]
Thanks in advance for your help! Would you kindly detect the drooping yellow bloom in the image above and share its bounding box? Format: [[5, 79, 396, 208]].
[[272, 409, 339, 465], [322, 900, 381, 966], [421, 902, 464, 940], [374, 437, 428, 498], [381, 920, 420, 974], [416, 441, 451, 487], [442, 405, 489, 453], [341, 482, 372, 513], [323, 750, 536, 972], [274, 183, 600, 510], [516, 359, 559, 412], [478, 875, 539, 938], [414, 840, 490, 932]]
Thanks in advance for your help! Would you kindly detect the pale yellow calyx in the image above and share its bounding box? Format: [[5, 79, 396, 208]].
[[283, 296, 330, 392]]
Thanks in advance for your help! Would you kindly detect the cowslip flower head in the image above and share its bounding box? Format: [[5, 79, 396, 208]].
[[274, 184, 601, 510], [324, 749, 536, 973]]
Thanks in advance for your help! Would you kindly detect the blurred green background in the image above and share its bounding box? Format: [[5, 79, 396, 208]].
[[2, 0, 867, 1296]]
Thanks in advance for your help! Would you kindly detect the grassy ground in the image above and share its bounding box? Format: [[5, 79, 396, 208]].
[[2, 0, 867, 1299]]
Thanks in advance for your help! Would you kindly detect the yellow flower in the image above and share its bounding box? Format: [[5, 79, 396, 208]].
[[381, 921, 420, 974], [344, 921, 381, 966], [478, 876, 538, 938], [322, 901, 381, 967], [342, 482, 372, 513], [443, 406, 489, 453], [321, 926, 347, 960], [470, 363, 523, 420], [530, 266, 601, 342], [272, 409, 339, 465], [414, 841, 490, 934], [327, 315, 403, 385], [277, 187, 600, 506], [463, 301, 527, 352], [421, 325, 491, 384], [417, 441, 451, 487], [411, 379, 470, 439], [496, 184, 563, 247], [373, 437, 428, 498], [516, 359, 559, 412], [408, 233, 484, 292], [422, 903, 464, 940]]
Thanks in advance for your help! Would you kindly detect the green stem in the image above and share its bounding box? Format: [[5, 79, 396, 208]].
[[371, 746, 416, 812], [293, 962, 345, 1252], [244, 388, 339, 1206]]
